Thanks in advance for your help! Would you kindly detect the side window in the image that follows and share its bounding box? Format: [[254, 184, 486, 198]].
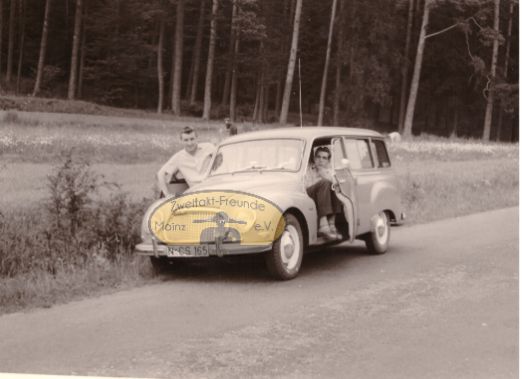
[[343, 139, 362, 169], [372, 139, 391, 168], [331, 140, 344, 169], [356, 140, 373, 169], [343, 139, 373, 169]]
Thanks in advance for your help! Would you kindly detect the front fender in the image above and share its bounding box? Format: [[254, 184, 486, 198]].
[[255, 190, 317, 245]]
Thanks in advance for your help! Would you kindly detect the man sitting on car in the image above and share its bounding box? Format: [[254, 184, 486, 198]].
[[304, 146, 343, 241], [157, 126, 215, 196]]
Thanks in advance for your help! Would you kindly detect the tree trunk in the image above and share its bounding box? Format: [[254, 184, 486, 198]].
[[32, 0, 51, 96], [262, 82, 270, 121], [0, 0, 4, 84], [171, 0, 184, 115], [275, 78, 282, 117], [156, 7, 165, 113], [252, 72, 261, 121], [482, 0, 500, 141], [496, 0, 514, 141], [65, 0, 69, 38], [403, 0, 430, 138], [229, 31, 239, 121], [15, 0, 24, 94], [333, 55, 341, 125], [253, 42, 266, 122], [202, 0, 218, 120], [450, 108, 458, 138], [77, 4, 86, 99], [398, 0, 414, 132], [188, 0, 206, 105], [275, 0, 291, 118], [221, 0, 237, 107], [67, 0, 82, 100], [317, 0, 338, 126], [333, 0, 345, 126], [279, 0, 303, 125], [390, 93, 397, 126], [410, 0, 422, 55], [6, 0, 16, 84]]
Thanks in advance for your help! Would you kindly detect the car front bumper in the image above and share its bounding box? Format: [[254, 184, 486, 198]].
[[135, 239, 272, 258]]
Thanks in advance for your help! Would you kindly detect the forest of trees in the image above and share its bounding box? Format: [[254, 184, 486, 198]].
[[0, 0, 518, 141]]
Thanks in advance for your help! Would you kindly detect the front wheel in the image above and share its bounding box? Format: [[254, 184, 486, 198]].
[[364, 211, 390, 255], [265, 214, 304, 280]]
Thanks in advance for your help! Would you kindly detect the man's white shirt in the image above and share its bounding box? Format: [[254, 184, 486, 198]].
[[158, 142, 215, 191]]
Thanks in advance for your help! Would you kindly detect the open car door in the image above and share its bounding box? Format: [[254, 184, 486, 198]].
[[331, 137, 357, 242]]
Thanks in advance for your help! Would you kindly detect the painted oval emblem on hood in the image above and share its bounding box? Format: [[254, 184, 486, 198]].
[[148, 190, 286, 246]]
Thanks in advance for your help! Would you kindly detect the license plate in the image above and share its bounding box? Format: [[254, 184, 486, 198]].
[[166, 245, 212, 257]]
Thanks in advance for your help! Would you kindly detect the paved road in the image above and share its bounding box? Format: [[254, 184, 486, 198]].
[[0, 208, 518, 379]]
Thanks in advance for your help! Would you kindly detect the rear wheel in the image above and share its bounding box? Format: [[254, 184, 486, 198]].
[[265, 214, 304, 280], [364, 211, 390, 255]]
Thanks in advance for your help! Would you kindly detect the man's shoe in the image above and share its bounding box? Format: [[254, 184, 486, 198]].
[[329, 225, 343, 240], [318, 226, 337, 240]]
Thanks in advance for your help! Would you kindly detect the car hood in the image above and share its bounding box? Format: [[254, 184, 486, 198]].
[[188, 172, 302, 198]]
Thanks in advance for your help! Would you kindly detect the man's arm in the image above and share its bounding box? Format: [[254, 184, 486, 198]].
[[316, 166, 334, 182], [157, 155, 179, 196]]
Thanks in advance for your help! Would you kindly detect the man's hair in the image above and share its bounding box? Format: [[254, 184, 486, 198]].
[[180, 126, 196, 137], [315, 146, 331, 159]]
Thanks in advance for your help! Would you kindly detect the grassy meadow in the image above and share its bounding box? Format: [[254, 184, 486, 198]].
[[0, 110, 518, 314]]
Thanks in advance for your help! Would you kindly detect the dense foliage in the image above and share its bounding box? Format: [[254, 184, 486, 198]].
[[0, 0, 518, 140]]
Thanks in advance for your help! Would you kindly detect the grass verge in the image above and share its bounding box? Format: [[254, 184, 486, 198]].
[[0, 257, 153, 314], [397, 159, 518, 224]]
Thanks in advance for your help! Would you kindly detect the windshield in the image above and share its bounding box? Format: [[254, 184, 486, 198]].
[[209, 139, 304, 176]]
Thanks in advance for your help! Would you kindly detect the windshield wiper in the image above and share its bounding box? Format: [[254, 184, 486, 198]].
[[231, 164, 268, 174]]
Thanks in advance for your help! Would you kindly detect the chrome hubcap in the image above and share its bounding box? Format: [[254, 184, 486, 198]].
[[375, 213, 389, 245], [280, 225, 300, 271]]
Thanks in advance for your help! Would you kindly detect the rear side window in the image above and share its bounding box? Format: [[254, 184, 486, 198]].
[[372, 140, 391, 168], [343, 139, 373, 169]]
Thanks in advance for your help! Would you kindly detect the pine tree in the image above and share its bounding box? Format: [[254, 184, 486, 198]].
[[279, 0, 302, 125], [202, 0, 218, 120], [317, 0, 338, 126], [15, 0, 24, 93], [32, 0, 51, 96], [6, 0, 16, 83], [171, 0, 184, 115], [482, 0, 500, 141], [188, 0, 206, 105], [398, 0, 414, 132], [156, 2, 166, 113], [403, 0, 430, 138], [67, 0, 82, 100]]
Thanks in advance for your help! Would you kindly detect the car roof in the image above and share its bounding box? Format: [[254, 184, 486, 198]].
[[221, 126, 384, 144]]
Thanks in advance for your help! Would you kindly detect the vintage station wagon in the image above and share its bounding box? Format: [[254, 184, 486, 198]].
[[135, 127, 405, 280]]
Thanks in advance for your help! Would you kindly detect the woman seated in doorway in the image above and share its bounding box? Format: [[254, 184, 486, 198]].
[[304, 146, 343, 241]]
